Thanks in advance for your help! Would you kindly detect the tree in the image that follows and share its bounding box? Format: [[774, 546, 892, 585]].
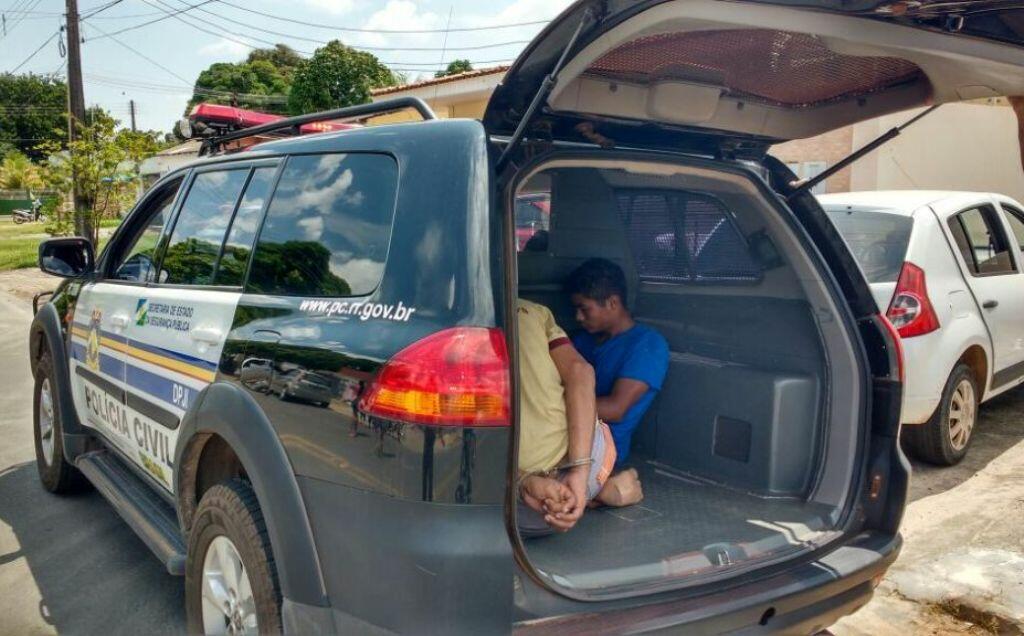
[[185, 45, 302, 116], [0, 151, 45, 195], [0, 73, 67, 161], [287, 41, 397, 115], [435, 59, 474, 78], [39, 118, 160, 244]]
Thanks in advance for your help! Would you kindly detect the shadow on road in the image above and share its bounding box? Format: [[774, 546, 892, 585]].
[[905, 384, 1024, 504], [0, 461, 184, 634]]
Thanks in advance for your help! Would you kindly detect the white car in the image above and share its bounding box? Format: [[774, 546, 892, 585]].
[[820, 191, 1024, 465]]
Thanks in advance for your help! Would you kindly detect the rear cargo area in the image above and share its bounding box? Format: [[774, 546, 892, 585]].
[[527, 457, 835, 589], [512, 157, 863, 593]]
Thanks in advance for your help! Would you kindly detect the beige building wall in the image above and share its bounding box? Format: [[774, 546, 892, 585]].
[[771, 126, 854, 194], [849, 102, 1024, 202]]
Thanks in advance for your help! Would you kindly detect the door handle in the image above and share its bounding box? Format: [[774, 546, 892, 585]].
[[190, 327, 223, 345], [982, 300, 999, 310], [110, 314, 130, 329]]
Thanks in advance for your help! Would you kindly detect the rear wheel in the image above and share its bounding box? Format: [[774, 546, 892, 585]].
[[904, 363, 978, 466], [33, 352, 86, 493], [186, 479, 281, 636]]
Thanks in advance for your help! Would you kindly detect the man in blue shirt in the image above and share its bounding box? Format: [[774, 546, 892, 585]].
[[567, 258, 669, 469]]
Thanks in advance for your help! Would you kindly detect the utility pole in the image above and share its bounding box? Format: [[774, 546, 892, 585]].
[[65, 0, 92, 242], [129, 99, 137, 132]]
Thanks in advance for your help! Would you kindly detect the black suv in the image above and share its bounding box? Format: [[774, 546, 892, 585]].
[[29, 1, 1024, 633]]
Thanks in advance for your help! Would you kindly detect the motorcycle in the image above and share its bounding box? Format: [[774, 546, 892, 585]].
[[12, 199, 45, 225]]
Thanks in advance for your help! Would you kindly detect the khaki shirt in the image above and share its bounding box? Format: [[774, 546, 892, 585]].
[[517, 299, 571, 474]]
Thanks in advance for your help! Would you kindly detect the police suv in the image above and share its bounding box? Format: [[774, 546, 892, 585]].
[[28, 1, 1024, 633]]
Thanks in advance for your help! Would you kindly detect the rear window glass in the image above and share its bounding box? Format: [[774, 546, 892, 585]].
[[247, 153, 399, 297], [824, 206, 913, 283], [615, 190, 760, 283]]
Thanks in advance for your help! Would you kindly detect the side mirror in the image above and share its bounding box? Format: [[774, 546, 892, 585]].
[[38, 237, 95, 278]]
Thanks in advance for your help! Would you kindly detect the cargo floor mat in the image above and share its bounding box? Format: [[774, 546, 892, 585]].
[[522, 460, 835, 589]]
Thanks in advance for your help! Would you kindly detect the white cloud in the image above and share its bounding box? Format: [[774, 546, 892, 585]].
[[350, 1, 444, 48], [302, 0, 354, 16], [329, 256, 384, 292], [198, 38, 250, 60]]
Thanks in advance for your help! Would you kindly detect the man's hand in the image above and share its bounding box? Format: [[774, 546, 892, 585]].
[[521, 475, 573, 514], [555, 466, 589, 529]]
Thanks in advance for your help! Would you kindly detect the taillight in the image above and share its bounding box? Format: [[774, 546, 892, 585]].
[[886, 262, 940, 338], [359, 327, 510, 426]]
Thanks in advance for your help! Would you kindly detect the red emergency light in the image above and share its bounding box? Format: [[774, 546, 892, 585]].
[[189, 103, 361, 136]]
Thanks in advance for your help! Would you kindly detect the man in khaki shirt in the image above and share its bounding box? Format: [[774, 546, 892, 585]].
[[516, 299, 639, 535]]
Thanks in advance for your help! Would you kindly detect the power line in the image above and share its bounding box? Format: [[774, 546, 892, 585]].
[[9, 28, 59, 73], [212, 0, 552, 34], [84, 20, 192, 84], [166, 0, 530, 52], [140, 0, 515, 70], [84, 0, 214, 39], [81, 0, 125, 20], [1, 0, 45, 40]]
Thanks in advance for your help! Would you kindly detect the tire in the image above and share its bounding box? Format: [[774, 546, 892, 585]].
[[904, 363, 979, 466], [13, 214, 25, 225], [185, 479, 282, 636], [33, 351, 87, 493]]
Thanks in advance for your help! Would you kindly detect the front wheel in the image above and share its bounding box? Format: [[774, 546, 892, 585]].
[[185, 479, 281, 636], [33, 352, 86, 493], [904, 363, 979, 466]]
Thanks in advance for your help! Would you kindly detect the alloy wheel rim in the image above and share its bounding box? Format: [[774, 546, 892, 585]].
[[201, 536, 257, 636], [38, 378, 55, 466], [948, 379, 976, 451]]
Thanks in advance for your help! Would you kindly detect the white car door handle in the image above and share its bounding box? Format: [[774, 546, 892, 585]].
[[190, 327, 223, 345], [110, 314, 130, 329]]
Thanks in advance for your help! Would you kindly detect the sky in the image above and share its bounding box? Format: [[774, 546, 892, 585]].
[[2, 0, 575, 133]]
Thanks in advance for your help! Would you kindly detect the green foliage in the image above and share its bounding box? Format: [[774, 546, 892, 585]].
[[287, 41, 397, 115], [0, 151, 45, 193], [248, 240, 352, 296], [186, 45, 302, 116], [0, 73, 67, 161], [435, 59, 474, 78], [38, 118, 160, 245], [160, 237, 220, 285]]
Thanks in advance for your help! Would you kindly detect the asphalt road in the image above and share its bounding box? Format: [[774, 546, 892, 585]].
[[0, 283, 1021, 635], [0, 289, 185, 635]]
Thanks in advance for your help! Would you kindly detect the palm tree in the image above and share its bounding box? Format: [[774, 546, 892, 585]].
[[0, 151, 45, 197]]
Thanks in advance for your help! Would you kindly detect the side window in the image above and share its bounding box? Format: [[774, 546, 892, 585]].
[[161, 169, 249, 286], [514, 192, 551, 252], [112, 179, 181, 283], [949, 205, 1017, 276], [213, 167, 277, 286], [615, 190, 761, 283], [247, 153, 399, 296], [1002, 205, 1024, 254]]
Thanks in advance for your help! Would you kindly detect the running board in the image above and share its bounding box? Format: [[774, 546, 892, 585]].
[[75, 450, 186, 576]]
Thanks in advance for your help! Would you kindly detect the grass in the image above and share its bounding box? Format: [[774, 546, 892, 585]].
[[0, 219, 117, 272]]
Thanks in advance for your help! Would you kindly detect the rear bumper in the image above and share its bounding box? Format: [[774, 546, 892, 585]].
[[513, 531, 901, 635]]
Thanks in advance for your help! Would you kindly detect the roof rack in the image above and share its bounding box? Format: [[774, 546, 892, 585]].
[[200, 96, 437, 156]]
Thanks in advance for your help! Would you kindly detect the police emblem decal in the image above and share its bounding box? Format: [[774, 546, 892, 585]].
[[85, 308, 102, 371], [135, 298, 149, 326]]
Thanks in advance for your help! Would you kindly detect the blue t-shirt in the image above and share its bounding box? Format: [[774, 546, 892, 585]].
[[572, 324, 669, 467]]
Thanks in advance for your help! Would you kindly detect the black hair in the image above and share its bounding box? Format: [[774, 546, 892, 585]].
[[566, 258, 628, 308]]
